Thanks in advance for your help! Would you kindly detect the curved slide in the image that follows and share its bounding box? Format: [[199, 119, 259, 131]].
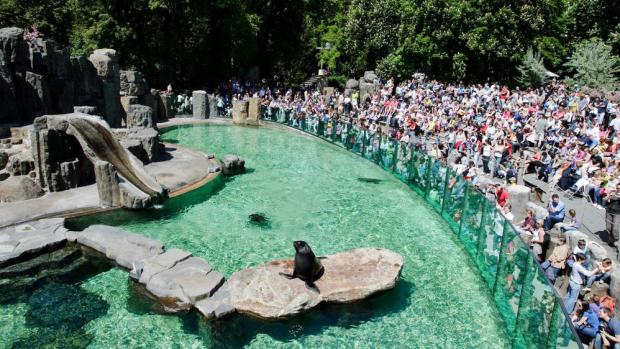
[[40, 113, 166, 200]]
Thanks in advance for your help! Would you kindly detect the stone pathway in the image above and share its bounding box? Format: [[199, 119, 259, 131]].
[[0, 219, 233, 319]]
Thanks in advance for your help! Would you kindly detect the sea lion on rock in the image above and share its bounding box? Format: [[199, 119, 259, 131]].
[[279, 241, 324, 292]]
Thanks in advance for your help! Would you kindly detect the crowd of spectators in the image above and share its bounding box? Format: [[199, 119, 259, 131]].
[[224, 76, 620, 239]]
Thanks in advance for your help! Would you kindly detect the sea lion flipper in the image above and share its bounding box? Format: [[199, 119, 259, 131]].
[[318, 256, 327, 260], [305, 281, 320, 293], [279, 272, 295, 279]]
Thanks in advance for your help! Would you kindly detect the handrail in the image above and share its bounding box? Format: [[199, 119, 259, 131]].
[[257, 106, 584, 349]]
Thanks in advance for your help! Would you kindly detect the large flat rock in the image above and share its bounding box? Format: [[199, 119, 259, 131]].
[[76, 225, 163, 269], [0, 218, 68, 267], [228, 247, 403, 319]]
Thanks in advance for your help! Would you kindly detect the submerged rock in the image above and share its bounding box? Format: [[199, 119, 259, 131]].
[[227, 247, 403, 319]]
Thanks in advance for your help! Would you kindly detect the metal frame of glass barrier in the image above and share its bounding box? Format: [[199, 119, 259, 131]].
[[249, 108, 583, 349]]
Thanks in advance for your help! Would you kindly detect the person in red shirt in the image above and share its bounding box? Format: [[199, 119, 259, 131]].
[[496, 184, 510, 207]]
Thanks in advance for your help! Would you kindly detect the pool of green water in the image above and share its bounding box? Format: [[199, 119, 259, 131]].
[[0, 124, 510, 348]]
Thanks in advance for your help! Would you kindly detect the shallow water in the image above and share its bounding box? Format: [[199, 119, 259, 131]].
[[0, 124, 510, 348]]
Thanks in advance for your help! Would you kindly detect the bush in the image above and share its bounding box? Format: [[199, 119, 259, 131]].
[[327, 74, 347, 89], [517, 48, 549, 88], [565, 38, 620, 90]]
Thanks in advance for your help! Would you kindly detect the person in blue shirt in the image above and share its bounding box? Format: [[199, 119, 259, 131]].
[[595, 307, 620, 349], [544, 194, 566, 231], [574, 296, 601, 342]]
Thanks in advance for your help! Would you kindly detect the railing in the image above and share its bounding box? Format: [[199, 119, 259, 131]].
[[258, 107, 583, 349]]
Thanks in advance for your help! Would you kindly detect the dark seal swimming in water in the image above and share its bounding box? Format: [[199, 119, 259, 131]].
[[357, 177, 382, 184], [279, 241, 324, 293], [248, 213, 271, 228]]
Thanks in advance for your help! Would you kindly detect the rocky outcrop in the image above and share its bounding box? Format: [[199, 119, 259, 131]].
[[114, 127, 161, 162], [71, 55, 102, 107], [0, 175, 44, 202], [120, 70, 147, 97], [0, 218, 67, 267], [0, 28, 92, 123], [0, 28, 29, 122], [232, 99, 249, 125], [88, 49, 121, 127], [0, 151, 8, 169], [73, 106, 98, 115], [228, 247, 403, 319], [32, 113, 165, 208], [359, 71, 380, 103], [221, 154, 245, 176], [345, 79, 359, 90], [192, 90, 207, 119], [126, 104, 154, 128], [6, 152, 34, 175], [76, 225, 163, 270]]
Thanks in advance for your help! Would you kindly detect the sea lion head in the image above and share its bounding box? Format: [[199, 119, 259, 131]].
[[293, 240, 311, 254]]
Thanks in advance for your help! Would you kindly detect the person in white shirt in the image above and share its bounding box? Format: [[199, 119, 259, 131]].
[[565, 253, 599, 313]]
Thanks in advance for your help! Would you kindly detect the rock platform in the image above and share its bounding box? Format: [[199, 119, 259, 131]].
[[1, 219, 403, 322], [227, 247, 403, 319], [0, 218, 68, 267]]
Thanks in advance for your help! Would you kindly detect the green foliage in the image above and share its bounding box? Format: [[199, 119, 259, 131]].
[[452, 53, 467, 81], [565, 38, 620, 90], [517, 48, 549, 88], [327, 74, 347, 89], [0, 0, 618, 87]]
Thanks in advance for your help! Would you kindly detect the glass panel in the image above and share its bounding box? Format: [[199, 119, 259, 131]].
[[393, 141, 410, 183], [441, 169, 464, 233], [550, 301, 583, 348], [427, 158, 447, 213], [513, 262, 558, 348], [475, 203, 503, 288], [406, 150, 428, 196], [494, 223, 530, 335], [460, 185, 484, 256]]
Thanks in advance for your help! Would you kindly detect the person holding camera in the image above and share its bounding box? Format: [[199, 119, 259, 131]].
[[595, 307, 620, 349]]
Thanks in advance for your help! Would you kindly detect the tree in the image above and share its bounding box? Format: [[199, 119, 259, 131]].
[[565, 38, 620, 90], [517, 48, 549, 88]]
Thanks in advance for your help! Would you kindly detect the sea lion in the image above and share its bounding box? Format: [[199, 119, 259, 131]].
[[248, 213, 271, 228], [357, 177, 382, 184], [279, 241, 324, 292], [249, 213, 267, 223]]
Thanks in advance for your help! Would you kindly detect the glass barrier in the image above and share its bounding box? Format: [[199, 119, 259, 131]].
[[256, 108, 583, 349]]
